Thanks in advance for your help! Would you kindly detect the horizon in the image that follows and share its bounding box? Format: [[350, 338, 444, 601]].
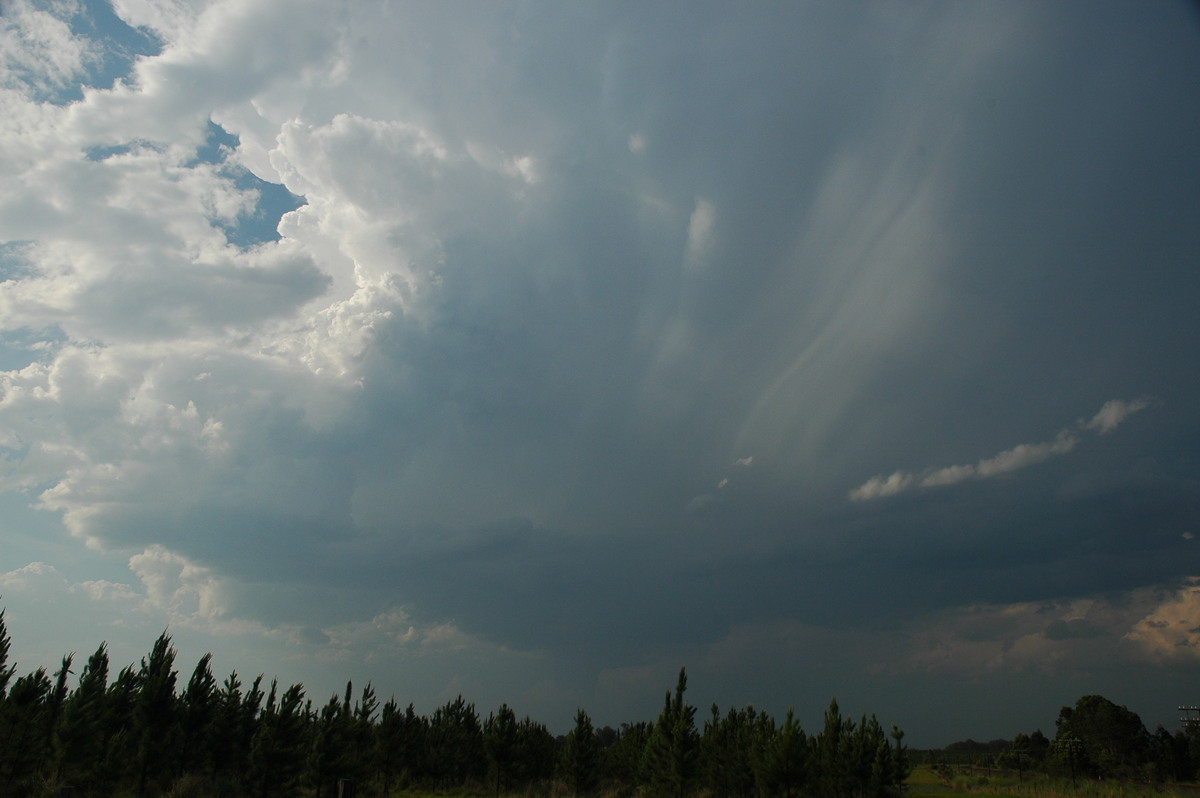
[[1, 0, 1199, 750]]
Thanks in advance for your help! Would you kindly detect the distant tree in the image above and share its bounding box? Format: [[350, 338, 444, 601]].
[[748, 708, 806, 798], [890, 724, 911, 789], [209, 671, 263, 792], [1056, 694, 1149, 778], [376, 698, 411, 796], [596, 725, 618, 749], [1028, 728, 1051, 765], [605, 721, 652, 791], [814, 698, 849, 798], [378, 700, 427, 788], [0, 667, 51, 795], [0, 610, 14, 700], [1147, 725, 1192, 782], [308, 693, 344, 798], [250, 680, 308, 798], [135, 631, 180, 797], [350, 682, 379, 787], [426, 695, 485, 787], [484, 703, 520, 798], [643, 667, 699, 798], [96, 664, 140, 793], [701, 704, 765, 798], [56, 643, 110, 788], [513, 714, 556, 788], [43, 654, 74, 775], [561, 708, 600, 796], [179, 652, 218, 779]]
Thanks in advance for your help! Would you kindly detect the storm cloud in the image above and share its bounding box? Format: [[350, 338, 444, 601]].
[[1, 0, 1198, 744]]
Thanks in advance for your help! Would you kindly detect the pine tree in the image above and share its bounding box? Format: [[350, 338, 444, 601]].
[[484, 703, 520, 798], [56, 643, 110, 788], [890, 725, 911, 791], [426, 695, 485, 787], [814, 697, 851, 798], [0, 667, 52, 795], [561, 708, 600, 796], [514, 715, 556, 789], [309, 692, 351, 798], [376, 698, 406, 796], [644, 667, 699, 798], [135, 631, 180, 797], [97, 664, 140, 794], [0, 609, 15, 699], [755, 708, 808, 798], [605, 721, 652, 791], [702, 704, 766, 798], [211, 671, 267, 793], [349, 682, 378, 787], [250, 680, 308, 798], [179, 653, 218, 779]]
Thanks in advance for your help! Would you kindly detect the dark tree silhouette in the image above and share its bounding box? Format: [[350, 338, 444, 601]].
[[644, 667, 699, 798], [561, 707, 600, 796]]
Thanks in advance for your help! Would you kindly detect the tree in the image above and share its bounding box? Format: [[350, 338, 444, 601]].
[[96, 664, 140, 793], [606, 721, 652, 791], [250, 680, 308, 798], [56, 643, 110, 788], [135, 631, 180, 797], [426, 695, 485, 787], [309, 691, 351, 798], [485, 703, 520, 798], [701, 704, 765, 798], [755, 708, 808, 798], [0, 609, 15, 699], [179, 652, 218, 779], [1056, 694, 1149, 778], [0, 667, 51, 795], [43, 654, 74, 776], [644, 667, 699, 798], [561, 708, 600, 796], [349, 682, 378, 787], [814, 698, 849, 798], [376, 700, 426, 790], [890, 725, 911, 790], [514, 715, 556, 789], [376, 699, 412, 796]]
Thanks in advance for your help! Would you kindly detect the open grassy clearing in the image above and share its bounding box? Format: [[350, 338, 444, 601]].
[[907, 765, 1200, 798]]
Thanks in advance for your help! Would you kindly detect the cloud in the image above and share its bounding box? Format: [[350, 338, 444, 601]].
[[896, 592, 1170, 676], [0, 0, 1198, 744], [0, 0, 97, 98], [1084, 397, 1152, 435], [850, 400, 1149, 501], [128, 544, 233, 627], [684, 198, 716, 267], [848, 471, 914, 502], [1125, 578, 1200, 660]]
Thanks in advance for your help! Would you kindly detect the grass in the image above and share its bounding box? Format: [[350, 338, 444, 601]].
[[906, 765, 1200, 798]]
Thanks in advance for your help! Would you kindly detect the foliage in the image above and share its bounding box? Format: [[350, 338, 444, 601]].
[[12, 610, 1132, 798], [560, 707, 599, 795]]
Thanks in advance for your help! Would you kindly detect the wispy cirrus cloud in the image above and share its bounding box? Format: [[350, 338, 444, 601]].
[[849, 398, 1152, 502]]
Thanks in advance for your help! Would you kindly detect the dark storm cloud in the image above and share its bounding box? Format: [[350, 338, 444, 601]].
[[2, 0, 1199, 745], [193, 0, 1200, 661]]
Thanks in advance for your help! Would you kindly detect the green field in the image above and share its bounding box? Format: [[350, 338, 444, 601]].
[[906, 765, 1200, 798]]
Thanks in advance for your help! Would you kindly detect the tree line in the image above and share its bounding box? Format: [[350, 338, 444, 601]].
[[932, 694, 1200, 784], [0, 610, 911, 797]]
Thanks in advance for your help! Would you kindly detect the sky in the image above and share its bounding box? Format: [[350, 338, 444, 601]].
[[1, 0, 1198, 747]]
